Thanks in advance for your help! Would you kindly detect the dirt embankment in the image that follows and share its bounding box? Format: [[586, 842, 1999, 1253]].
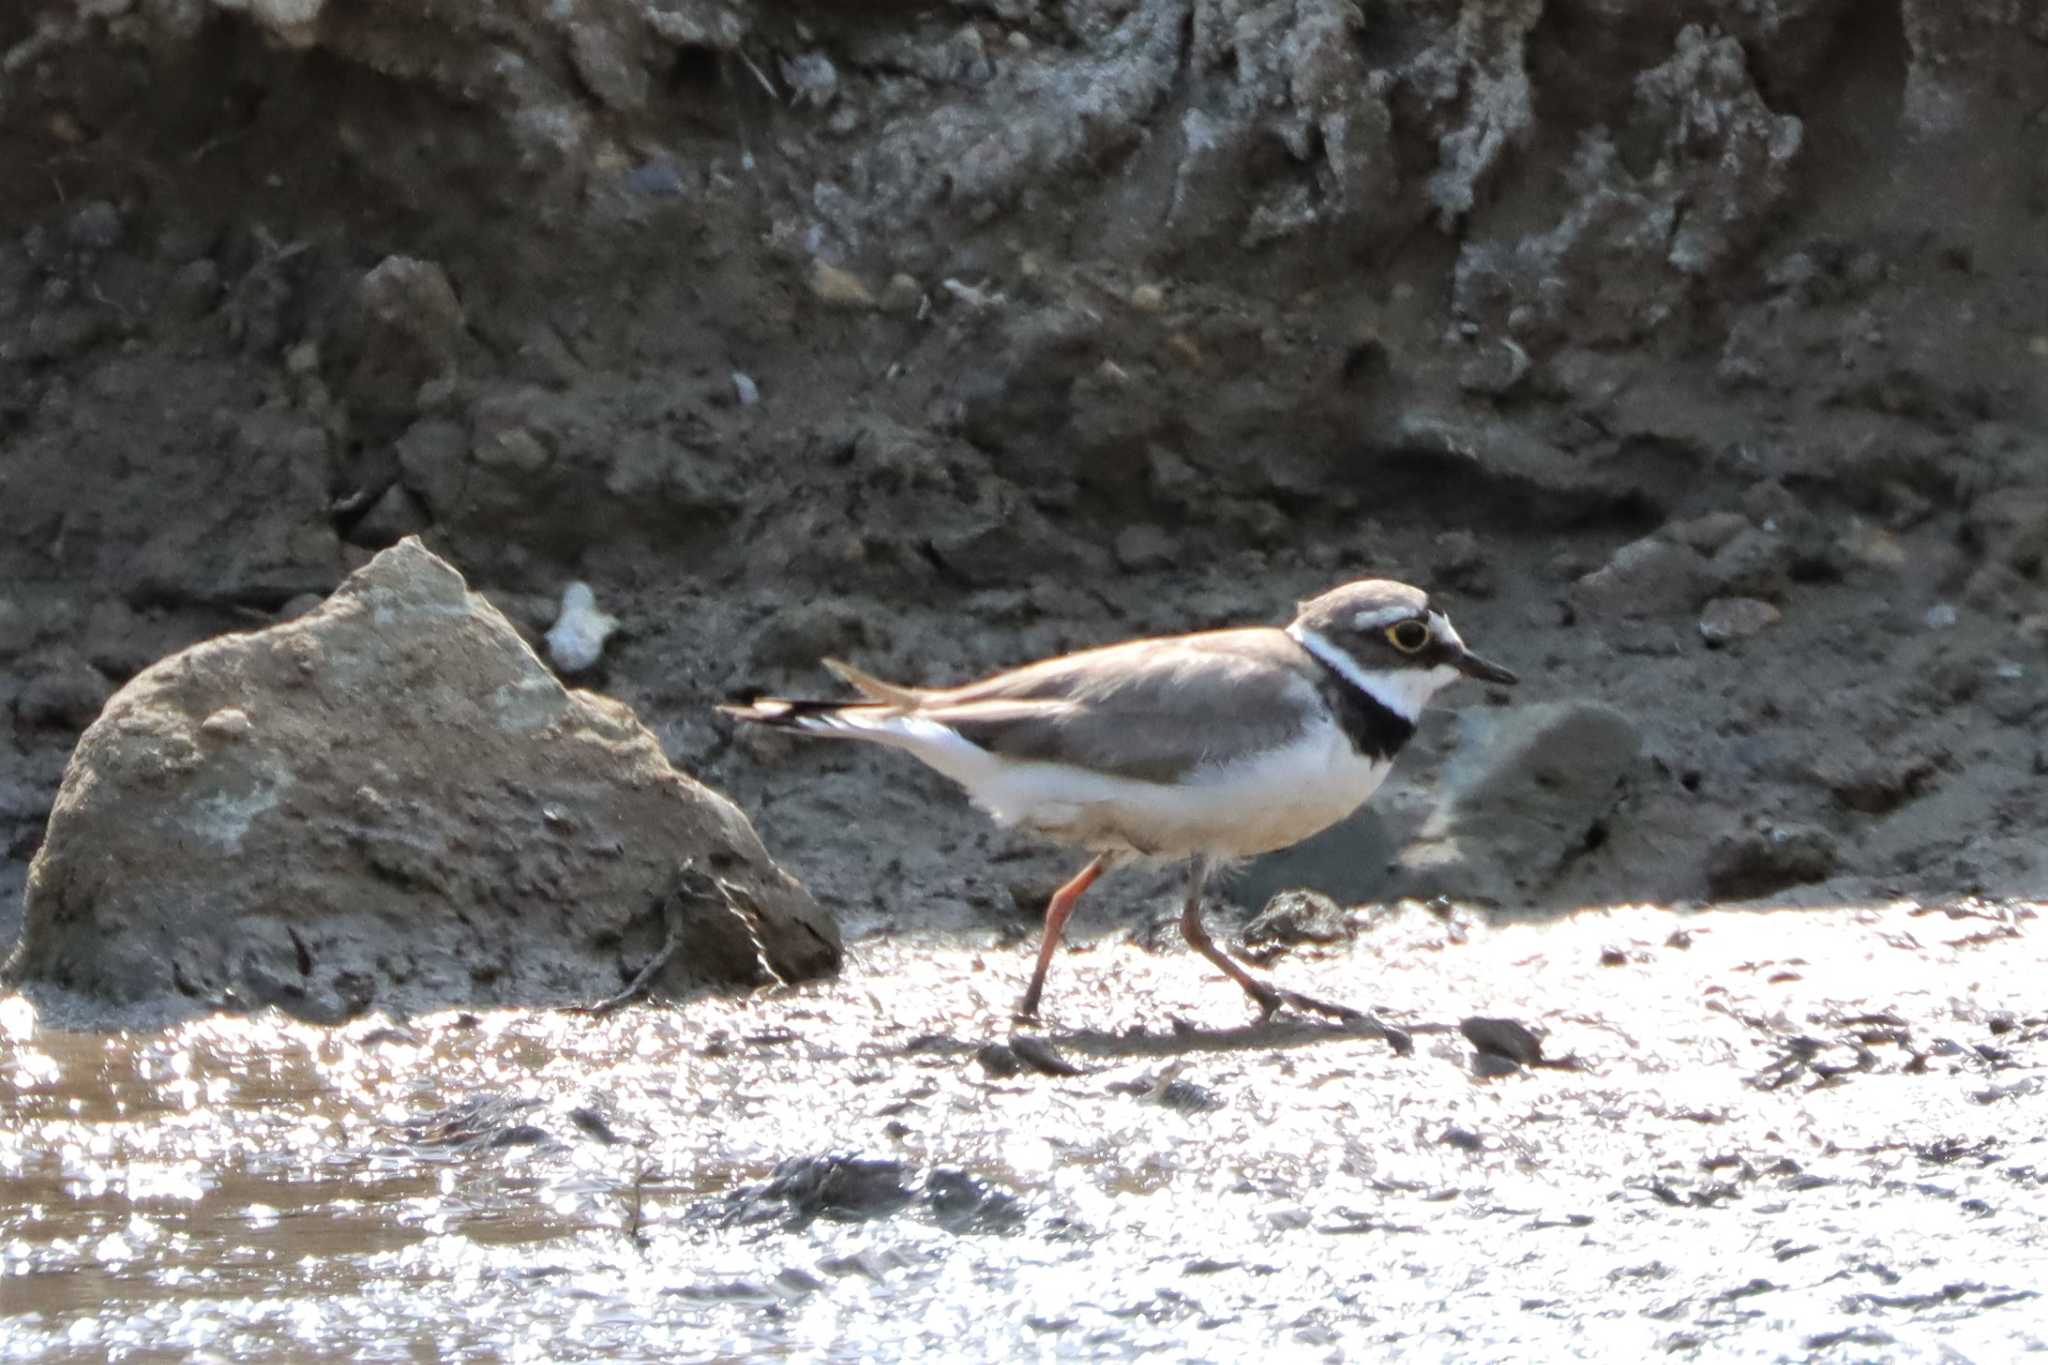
[[2, 0, 2044, 968]]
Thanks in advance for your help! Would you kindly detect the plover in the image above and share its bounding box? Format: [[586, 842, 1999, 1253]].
[[721, 579, 1516, 1031]]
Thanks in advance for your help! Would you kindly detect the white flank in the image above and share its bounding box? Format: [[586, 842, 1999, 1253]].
[[792, 699, 1391, 861], [971, 715, 1391, 859], [1287, 624, 1458, 722]]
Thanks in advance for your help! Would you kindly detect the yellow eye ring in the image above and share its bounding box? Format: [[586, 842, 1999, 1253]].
[[1386, 620, 1430, 653]]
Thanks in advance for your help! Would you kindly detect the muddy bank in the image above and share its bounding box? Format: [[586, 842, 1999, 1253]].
[[3, 1, 2046, 972], [3, 900, 2042, 1358]]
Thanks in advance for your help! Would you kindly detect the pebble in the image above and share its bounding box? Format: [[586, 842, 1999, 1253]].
[[546, 582, 620, 674], [1460, 1016, 1547, 1066], [1923, 603, 1958, 630], [67, 200, 123, 252], [1837, 520, 1906, 570], [810, 259, 876, 308], [730, 371, 760, 406], [199, 708, 254, 741], [1699, 596, 1782, 644], [625, 159, 686, 197], [1669, 511, 1750, 555], [880, 273, 924, 314]]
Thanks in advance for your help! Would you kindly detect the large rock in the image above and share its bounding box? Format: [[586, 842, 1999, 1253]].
[[2, 538, 838, 1024]]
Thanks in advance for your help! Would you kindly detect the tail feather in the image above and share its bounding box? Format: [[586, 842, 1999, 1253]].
[[718, 696, 872, 729], [820, 656, 925, 707]]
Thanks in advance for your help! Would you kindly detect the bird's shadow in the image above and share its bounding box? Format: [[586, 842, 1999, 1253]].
[[905, 1014, 1444, 1067]]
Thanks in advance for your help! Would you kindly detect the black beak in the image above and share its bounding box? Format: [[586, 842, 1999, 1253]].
[[1455, 649, 1518, 686]]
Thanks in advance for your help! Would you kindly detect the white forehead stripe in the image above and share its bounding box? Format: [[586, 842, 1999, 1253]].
[[1350, 605, 1417, 630], [1287, 624, 1459, 722], [1429, 610, 1465, 649]]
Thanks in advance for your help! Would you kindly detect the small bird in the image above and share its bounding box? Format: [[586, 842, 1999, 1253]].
[[721, 579, 1516, 1032]]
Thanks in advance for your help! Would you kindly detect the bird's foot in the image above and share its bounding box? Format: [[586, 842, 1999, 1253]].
[[1258, 986, 1414, 1056]]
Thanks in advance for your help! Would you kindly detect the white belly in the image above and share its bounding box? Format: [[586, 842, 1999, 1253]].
[[972, 718, 1391, 859]]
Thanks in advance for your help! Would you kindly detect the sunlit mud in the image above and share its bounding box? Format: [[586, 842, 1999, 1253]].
[[3, 899, 2042, 1361]]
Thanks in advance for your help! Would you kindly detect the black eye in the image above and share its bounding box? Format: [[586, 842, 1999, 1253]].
[[1386, 620, 1430, 653]]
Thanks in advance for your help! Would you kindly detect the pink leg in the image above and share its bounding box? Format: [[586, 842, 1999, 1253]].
[[1016, 855, 1109, 1018]]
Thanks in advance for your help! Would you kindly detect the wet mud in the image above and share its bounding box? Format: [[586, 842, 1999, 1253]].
[[5, 899, 2041, 1360]]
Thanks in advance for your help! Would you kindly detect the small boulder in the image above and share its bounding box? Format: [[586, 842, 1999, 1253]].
[[1572, 538, 1714, 619], [1239, 889, 1353, 955], [3, 538, 837, 1024], [1396, 703, 1642, 904], [328, 256, 466, 436]]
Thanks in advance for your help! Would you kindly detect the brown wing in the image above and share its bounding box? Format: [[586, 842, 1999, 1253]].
[[916, 629, 1324, 783]]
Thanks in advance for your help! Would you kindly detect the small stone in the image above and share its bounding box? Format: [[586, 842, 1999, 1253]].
[[624, 159, 686, 197], [332, 255, 465, 431], [731, 371, 760, 406], [200, 707, 254, 741], [1704, 526, 1793, 600], [1112, 525, 1175, 572], [1741, 479, 1806, 532], [975, 1042, 1024, 1077], [1837, 520, 1906, 570], [546, 582, 620, 674], [1008, 1035, 1085, 1076], [880, 273, 923, 314], [164, 259, 222, 320], [1460, 1016, 1547, 1066], [66, 200, 123, 252], [1699, 597, 1782, 644], [474, 426, 551, 473], [1241, 889, 1352, 950], [941, 278, 1003, 310], [1923, 603, 1958, 630], [394, 418, 468, 512], [1669, 512, 1750, 555], [780, 51, 838, 107], [1129, 282, 1166, 312], [1458, 338, 1530, 396], [809, 259, 876, 308]]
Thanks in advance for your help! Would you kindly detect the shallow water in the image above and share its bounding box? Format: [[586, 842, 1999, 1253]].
[[3, 899, 2043, 1361]]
